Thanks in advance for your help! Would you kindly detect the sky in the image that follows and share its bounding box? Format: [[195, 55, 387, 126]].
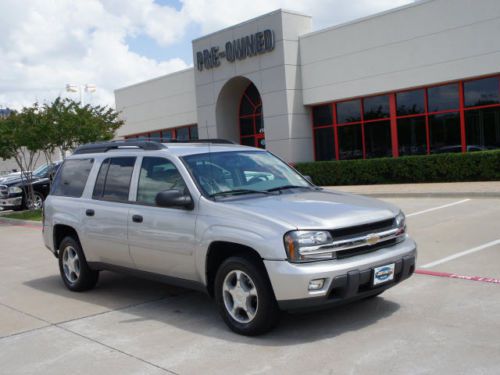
[[0, 0, 413, 110]]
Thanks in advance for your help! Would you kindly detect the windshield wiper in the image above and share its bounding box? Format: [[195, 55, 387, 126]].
[[266, 185, 311, 193], [210, 189, 273, 198]]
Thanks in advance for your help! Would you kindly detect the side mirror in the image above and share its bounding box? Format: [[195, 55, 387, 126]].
[[155, 189, 193, 209], [304, 175, 313, 184]]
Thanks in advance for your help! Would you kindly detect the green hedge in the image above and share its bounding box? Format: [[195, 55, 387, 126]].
[[295, 150, 500, 186]]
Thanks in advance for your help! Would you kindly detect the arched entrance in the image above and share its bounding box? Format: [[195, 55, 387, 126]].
[[239, 83, 265, 148], [215, 77, 265, 148]]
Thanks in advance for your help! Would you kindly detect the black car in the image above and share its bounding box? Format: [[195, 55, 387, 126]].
[[0, 162, 61, 210]]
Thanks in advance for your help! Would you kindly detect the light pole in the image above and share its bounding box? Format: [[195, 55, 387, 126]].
[[65, 84, 96, 106]]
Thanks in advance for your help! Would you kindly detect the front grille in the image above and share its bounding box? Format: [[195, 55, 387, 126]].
[[326, 218, 399, 260], [330, 218, 395, 239], [336, 238, 398, 259]]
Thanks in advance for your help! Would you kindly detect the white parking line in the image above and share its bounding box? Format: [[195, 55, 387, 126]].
[[421, 239, 500, 269], [406, 199, 471, 217]]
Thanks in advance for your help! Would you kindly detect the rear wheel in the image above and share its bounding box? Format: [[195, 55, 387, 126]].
[[58, 236, 99, 291], [214, 256, 280, 336]]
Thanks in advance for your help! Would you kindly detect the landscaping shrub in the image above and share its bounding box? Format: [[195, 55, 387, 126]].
[[295, 150, 500, 186]]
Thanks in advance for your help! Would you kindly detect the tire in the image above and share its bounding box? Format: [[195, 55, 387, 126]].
[[58, 236, 99, 292], [214, 256, 280, 336], [25, 192, 44, 210]]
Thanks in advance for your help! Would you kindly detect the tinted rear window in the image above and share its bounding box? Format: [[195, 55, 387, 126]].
[[52, 159, 94, 198], [92, 157, 135, 202]]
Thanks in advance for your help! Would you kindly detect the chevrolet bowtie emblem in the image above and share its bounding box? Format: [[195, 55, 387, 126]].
[[366, 234, 380, 246]]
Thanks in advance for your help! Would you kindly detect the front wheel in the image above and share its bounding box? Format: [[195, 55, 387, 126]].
[[25, 192, 44, 210], [214, 256, 280, 336], [58, 236, 99, 291]]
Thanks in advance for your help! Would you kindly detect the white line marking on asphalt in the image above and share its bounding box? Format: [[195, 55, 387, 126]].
[[406, 199, 471, 217], [421, 239, 500, 269]]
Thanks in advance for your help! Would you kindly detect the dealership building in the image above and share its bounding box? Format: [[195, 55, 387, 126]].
[[115, 0, 500, 163]]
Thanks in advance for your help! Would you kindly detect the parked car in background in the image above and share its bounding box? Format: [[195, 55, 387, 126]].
[[435, 145, 493, 153], [0, 162, 61, 210], [42, 140, 416, 335]]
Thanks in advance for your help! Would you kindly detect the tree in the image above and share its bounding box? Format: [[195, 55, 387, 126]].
[[43, 98, 123, 159], [0, 98, 123, 210], [0, 105, 47, 208]]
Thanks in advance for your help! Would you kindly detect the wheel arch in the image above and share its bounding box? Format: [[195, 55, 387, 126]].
[[53, 224, 81, 256], [205, 241, 270, 298]]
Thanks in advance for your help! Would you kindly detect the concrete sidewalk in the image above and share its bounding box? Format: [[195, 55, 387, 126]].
[[327, 181, 500, 198]]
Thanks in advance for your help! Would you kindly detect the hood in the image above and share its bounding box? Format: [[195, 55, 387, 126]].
[[0, 174, 42, 186], [223, 189, 399, 229]]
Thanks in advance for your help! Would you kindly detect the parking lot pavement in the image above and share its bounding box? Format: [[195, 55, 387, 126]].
[[0, 197, 499, 374]]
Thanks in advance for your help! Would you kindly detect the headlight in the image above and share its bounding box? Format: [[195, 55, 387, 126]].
[[8, 186, 23, 194], [284, 230, 334, 263], [395, 211, 406, 238]]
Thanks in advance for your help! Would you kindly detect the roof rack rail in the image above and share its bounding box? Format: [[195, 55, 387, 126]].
[[164, 139, 235, 144], [73, 141, 167, 155]]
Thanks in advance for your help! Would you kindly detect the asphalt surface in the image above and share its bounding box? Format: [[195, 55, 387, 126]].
[[0, 196, 499, 374]]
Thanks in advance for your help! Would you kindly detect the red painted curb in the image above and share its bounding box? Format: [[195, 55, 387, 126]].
[[416, 269, 500, 284]]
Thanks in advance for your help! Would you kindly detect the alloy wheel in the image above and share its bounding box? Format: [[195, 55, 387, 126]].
[[62, 245, 80, 283], [222, 270, 259, 323]]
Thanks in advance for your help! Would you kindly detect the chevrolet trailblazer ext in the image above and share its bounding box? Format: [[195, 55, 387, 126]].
[[43, 140, 416, 335]]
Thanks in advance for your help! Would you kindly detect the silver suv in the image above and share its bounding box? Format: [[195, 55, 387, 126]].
[[43, 140, 417, 335]]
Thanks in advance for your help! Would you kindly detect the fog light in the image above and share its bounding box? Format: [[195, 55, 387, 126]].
[[308, 278, 325, 291]]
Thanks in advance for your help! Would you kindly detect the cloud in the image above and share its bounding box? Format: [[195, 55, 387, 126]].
[[0, 0, 413, 109], [182, 0, 414, 34], [0, 0, 189, 109]]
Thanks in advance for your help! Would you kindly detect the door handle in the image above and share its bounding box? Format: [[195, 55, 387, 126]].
[[132, 214, 143, 223], [86, 209, 95, 217]]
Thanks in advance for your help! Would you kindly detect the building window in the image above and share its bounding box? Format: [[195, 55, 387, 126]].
[[364, 120, 392, 158], [150, 131, 161, 142], [427, 83, 459, 112], [314, 127, 335, 161], [396, 89, 425, 116], [311, 74, 500, 161], [176, 127, 190, 140], [338, 124, 363, 160], [363, 95, 390, 120], [429, 113, 461, 153], [124, 124, 198, 142], [464, 77, 500, 107], [337, 99, 361, 124], [312, 105, 333, 127], [312, 104, 335, 161], [397, 117, 427, 156], [239, 83, 265, 149], [465, 107, 500, 149]]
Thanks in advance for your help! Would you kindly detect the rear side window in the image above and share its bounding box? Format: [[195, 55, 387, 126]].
[[92, 157, 135, 202], [52, 159, 94, 198]]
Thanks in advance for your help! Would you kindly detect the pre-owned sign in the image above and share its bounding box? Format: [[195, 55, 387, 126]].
[[196, 29, 275, 71]]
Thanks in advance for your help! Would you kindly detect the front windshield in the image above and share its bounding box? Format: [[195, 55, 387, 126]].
[[33, 164, 49, 178], [182, 151, 311, 197]]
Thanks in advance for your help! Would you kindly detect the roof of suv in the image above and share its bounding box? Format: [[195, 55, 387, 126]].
[[163, 143, 259, 156], [71, 140, 262, 158]]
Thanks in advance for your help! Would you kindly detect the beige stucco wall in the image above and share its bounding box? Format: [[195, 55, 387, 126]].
[[115, 68, 198, 138], [300, 0, 500, 104]]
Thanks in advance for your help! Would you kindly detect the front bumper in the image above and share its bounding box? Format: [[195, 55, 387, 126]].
[[0, 196, 23, 208], [264, 237, 417, 311]]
